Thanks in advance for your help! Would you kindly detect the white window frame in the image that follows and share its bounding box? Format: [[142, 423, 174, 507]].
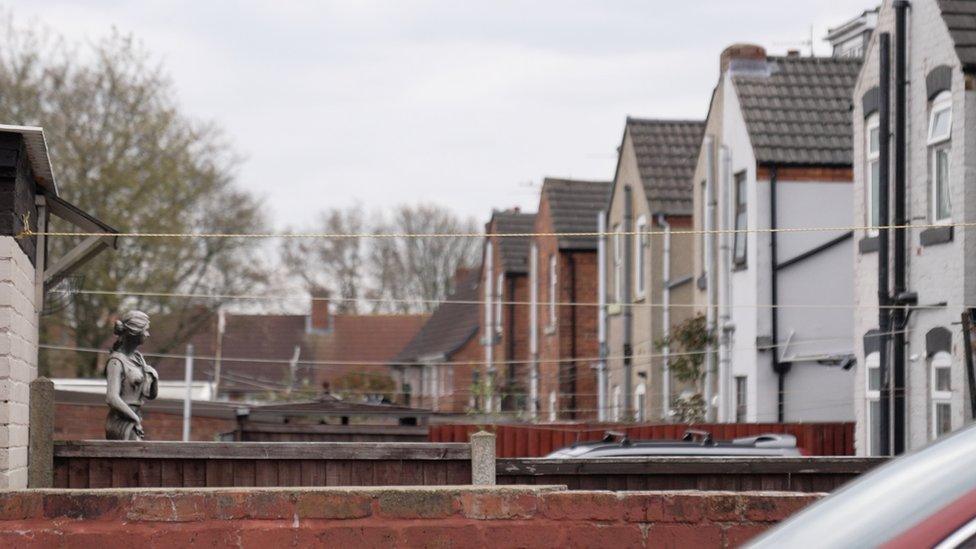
[[548, 390, 557, 422], [735, 376, 748, 423], [494, 272, 504, 336], [928, 92, 953, 224], [548, 254, 557, 328], [635, 215, 647, 299], [611, 385, 621, 422], [865, 352, 881, 455], [931, 351, 953, 439], [732, 171, 748, 267], [865, 113, 880, 235], [612, 224, 622, 303]]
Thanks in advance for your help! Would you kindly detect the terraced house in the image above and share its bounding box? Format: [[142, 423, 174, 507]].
[[852, 0, 976, 455], [480, 210, 535, 413], [693, 45, 861, 424], [603, 118, 704, 422], [530, 178, 609, 420]]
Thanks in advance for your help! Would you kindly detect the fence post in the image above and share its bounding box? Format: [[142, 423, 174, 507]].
[[28, 377, 54, 488], [470, 430, 496, 485]]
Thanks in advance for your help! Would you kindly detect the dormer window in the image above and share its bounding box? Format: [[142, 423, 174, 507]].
[[928, 91, 952, 223]]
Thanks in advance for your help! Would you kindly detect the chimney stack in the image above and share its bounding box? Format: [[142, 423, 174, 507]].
[[310, 288, 332, 332], [720, 43, 767, 74]]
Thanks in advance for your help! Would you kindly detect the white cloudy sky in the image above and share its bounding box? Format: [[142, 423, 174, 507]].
[[7, 1, 874, 229]]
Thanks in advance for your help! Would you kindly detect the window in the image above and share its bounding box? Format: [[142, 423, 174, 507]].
[[548, 254, 557, 328], [866, 113, 881, 234], [735, 376, 748, 422], [494, 272, 504, 336], [865, 352, 881, 455], [699, 180, 707, 277], [733, 171, 747, 266], [635, 383, 646, 422], [548, 390, 557, 422], [635, 215, 647, 298], [932, 351, 953, 439], [929, 92, 952, 223], [612, 224, 622, 303]]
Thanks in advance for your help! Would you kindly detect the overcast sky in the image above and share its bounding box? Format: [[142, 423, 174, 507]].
[[8, 1, 874, 229]]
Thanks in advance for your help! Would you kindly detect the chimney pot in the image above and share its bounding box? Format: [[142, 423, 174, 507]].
[[720, 43, 767, 73]]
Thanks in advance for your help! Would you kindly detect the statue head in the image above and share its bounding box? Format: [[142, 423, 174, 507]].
[[112, 310, 150, 349]]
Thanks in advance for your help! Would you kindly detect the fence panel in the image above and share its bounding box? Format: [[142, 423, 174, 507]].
[[428, 422, 856, 456]]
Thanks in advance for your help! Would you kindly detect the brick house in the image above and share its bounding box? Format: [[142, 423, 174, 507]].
[[852, 0, 976, 454], [692, 45, 860, 423], [151, 295, 428, 402], [531, 178, 610, 420], [604, 118, 704, 422], [479, 210, 535, 413], [391, 269, 482, 413]]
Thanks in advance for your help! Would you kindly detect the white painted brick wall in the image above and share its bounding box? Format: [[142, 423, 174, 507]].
[[852, 0, 974, 454], [0, 236, 36, 488]]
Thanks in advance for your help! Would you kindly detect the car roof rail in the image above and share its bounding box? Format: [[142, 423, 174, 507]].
[[682, 429, 715, 446], [602, 430, 631, 446]]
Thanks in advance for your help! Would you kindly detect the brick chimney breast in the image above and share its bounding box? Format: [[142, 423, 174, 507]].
[[720, 43, 768, 74], [310, 288, 332, 332]]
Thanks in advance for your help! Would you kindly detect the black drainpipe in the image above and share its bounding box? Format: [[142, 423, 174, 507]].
[[892, 0, 909, 456], [769, 165, 788, 422], [506, 275, 517, 411], [568, 253, 578, 419], [878, 32, 893, 456]]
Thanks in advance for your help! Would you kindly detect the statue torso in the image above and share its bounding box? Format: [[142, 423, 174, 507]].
[[109, 351, 156, 405]]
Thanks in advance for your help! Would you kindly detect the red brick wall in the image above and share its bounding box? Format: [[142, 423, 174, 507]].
[[0, 487, 821, 547], [55, 404, 235, 442]]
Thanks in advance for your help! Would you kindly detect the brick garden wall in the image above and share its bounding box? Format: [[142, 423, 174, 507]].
[[54, 403, 234, 442], [0, 486, 821, 547]]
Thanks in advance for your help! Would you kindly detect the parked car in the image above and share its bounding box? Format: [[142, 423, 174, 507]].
[[749, 423, 976, 548], [543, 430, 802, 458]]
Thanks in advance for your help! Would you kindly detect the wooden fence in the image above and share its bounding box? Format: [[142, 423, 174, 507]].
[[224, 422, 429, 442], [429, 422, 855, 457], [496, 456, 885, 492], [53, 441, 471, 489]]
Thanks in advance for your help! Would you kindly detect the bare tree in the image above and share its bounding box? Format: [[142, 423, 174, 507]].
[[368, 204, 479, 313], [0, 16, 269, 376], [280, 206, 366, 313]]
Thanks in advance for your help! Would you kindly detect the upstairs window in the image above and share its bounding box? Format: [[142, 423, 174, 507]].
[[866, 113, 881, 234], [928, 92, 952, 223], [494, 272, 504, 336], [635, 215, 648, 298], [612, 224, 622, 303], [548, 254, 557, 328], [732, 171, 748, 267]]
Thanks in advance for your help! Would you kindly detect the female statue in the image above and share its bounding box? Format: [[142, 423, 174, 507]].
[[105, 310, 159, 440]]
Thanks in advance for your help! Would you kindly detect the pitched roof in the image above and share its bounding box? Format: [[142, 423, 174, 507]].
[[940, 0, 976, 72], [150, 311, 427, 394], [391, 269, 480, 364], [732, 55, 861, 166], [541, 178, 611, 250], [490, 210, 536, 274], [625, 118, 705, 216]]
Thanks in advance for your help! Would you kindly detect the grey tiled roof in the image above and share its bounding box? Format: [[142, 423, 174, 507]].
[[542, 178, 611, 250], [391, 269, 480, 363], [492, 211, 536, 274], [732, 56, 861, 166], [940, 0, 976, 72], [626, 118, 704, 216]]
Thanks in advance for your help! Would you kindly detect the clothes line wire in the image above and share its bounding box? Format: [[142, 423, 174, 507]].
[[18, 218, 976, 240], [52, 288, 951, 311]]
